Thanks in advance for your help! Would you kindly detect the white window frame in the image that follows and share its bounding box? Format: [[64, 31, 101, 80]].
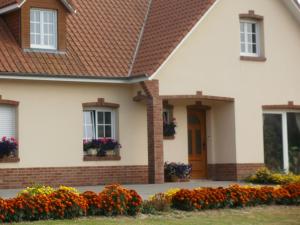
[[30, 8, 57, 50], [263, 110, 300, 172], [83, 108, 116, 140], [240, 20, 260, 57]]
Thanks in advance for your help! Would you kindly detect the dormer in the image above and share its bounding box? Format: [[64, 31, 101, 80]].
[[0, 0, 75, 52]]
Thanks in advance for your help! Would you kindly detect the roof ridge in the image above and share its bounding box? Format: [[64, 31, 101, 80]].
[[127, 0, 153, 77]]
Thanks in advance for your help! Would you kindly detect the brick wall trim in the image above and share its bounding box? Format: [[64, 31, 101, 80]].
[[82, 98, 120, 108], [0, 165, 148, 189], [208, 163, 265, 181], [0, 95, 19, 106], [263, 101, 300, 110]]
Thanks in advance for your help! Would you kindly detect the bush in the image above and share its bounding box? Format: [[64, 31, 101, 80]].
[[246, 167, 300, 184], [147, 193, 171, 212], [171, 184, 300, 211], [98, 184, 142, 216], [141, 201, 157, 214], [81, 191, 102, 216], [18, 185, 55, 197]]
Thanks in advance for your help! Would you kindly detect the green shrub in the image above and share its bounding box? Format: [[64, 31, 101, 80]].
[[148, 193, 171, 212], [141, 201, 157, 214], [246, 167, 300, 184]]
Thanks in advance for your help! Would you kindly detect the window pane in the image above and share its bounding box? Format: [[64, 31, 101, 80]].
[[195, 129, 202, 154], [105, 112, 111, 124], [188, 130, 192, 155], [247, 23, 252, 32], [248, 44, 253, 53], [241, 43, 245, 53], [98, 112, 104, 124], [252, 44, 257, 54], [240, 33, 245, 42], [98, 125, 104, 138], [252, 23, 256, 33], [252, 33, 257, 44], [240, 22, 245, 32], [248, 33, 252, 43], [105, 125, 112, 138], [287, 113, 300, 174], [263, 114, 284, 171]]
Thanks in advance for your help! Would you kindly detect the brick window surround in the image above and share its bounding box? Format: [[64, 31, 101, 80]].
[[82, 98, 120, 161], [0, 95, 20, 163], [239, 10, 267, 62]]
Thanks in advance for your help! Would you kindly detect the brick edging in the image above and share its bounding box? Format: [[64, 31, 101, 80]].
[[0, 165, 148, 189]]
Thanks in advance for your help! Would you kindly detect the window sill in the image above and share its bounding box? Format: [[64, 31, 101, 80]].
[[83, 155, 121, 161], [164, 136, 175, 140], [240, 56, 267, 62], [0, 156, 20, 163]]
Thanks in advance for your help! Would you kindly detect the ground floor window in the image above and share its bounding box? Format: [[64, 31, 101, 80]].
[[83, 108, 116, 140], [263, 112, 300, 173], [0, 105, 16, 138]]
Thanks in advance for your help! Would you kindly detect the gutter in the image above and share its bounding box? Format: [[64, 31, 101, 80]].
[[0, 72, 149, 84], [0, 0, 26, 15]]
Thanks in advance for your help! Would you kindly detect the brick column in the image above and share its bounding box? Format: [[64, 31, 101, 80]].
[[141, 80, 164, 184]]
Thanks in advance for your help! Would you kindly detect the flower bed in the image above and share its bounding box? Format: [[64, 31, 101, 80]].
[[171, 184, 300, 211], [0, 185, 142, 223], [0, 183, 300, 222], [246, 167, 300, 184]]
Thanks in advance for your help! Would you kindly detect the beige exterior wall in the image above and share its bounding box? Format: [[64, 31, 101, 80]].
[[0, 80, 148, 168], [156, 0, 300, 164]]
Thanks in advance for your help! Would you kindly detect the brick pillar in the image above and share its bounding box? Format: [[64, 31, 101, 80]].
[[141, 80, 164, 184]]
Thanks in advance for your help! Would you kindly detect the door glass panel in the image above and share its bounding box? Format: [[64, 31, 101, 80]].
[[188, 115, 200, 124], [188, 130, 192, 155], [195, 129, 202, 154], [263, 114, 284, 171], [287, 113, 300, 174]]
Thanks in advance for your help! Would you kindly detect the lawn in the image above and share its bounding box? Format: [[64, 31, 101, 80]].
[[12, 206, 300, 225]]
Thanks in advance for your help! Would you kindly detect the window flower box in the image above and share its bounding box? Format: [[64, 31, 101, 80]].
[[0, 136, 18, 159], [163, 120, 176, 139], [83, 138, 121, 158]]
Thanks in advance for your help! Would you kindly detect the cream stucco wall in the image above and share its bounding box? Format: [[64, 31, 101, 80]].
[[0, 80, 148, 168], [156, 0, 300, 164]]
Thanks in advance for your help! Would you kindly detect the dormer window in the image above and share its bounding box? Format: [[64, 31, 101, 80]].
[[30, 8, 57, 50]]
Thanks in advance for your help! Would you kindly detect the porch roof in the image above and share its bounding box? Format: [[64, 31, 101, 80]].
[[161, 92, 234, 102]]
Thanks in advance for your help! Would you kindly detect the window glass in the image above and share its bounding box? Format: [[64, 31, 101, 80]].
[[287, 113, 300, 174], [263, 114, 284, 171], [0, 106, 16, 138], [82, 109, 115, 139], [240, 21, 259, 56], [83, 111, 95, 140], [30, 9, 57, 50]]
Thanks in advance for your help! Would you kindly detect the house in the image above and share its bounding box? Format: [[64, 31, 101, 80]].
[[0, 0, 300, 189]]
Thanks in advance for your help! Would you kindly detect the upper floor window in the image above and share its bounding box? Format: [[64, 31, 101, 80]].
[[240, 20, 260, 57], [83, 108, 116, 140], [30, 8, 57, 50]]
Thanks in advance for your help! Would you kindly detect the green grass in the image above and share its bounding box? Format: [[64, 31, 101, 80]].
[[12, 206, 300, 225]]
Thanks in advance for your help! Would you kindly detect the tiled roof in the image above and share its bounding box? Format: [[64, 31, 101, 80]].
[[0, 0, 215, 78], [131, 0, 215, 76]]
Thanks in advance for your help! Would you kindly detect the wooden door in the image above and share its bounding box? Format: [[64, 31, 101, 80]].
[[187, 108, 207, 179]]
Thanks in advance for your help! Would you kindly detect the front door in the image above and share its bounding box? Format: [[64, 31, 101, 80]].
[[187, 108, 207, 179]]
